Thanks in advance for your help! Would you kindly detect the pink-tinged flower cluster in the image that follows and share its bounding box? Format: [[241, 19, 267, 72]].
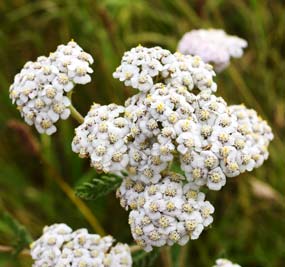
[[178, 29, 247, 72]]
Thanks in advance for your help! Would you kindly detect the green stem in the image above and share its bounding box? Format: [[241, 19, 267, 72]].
[[130, 245, 142, 253], [0, 245, 30, 257], [69, 103, 84, 124], [67, 91, 84, 124], [49, 163, 106, 236], [161, 246, 172, 267], [178, 245, 188, 267], [43, 160, 106, 236], [40, 136, 105, 236]]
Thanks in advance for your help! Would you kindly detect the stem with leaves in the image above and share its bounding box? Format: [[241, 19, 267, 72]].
[[40, 134, 105, 236], [44, 160, 106, 236]]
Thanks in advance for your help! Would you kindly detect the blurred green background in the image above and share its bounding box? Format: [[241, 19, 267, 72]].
[[0, 0, 285, 266]]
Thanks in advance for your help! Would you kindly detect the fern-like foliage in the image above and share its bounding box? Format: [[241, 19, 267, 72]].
[[0, 212, 33, 256], [132, 249, 160, 267], [75, 172, 123, 200]]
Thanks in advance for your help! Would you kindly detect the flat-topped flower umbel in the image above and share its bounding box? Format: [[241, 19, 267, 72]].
[[71, 45, 273, 251], [118, 172, 214, 251], [9, 41, 93, 135], [9, 40, 273, 256], [113, 45, 217, 93], [31, 223, 132, 267], [178, 29, 247, 72]]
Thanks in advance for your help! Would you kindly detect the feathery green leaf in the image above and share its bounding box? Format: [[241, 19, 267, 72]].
[[75, 172, 123, 200], [132, 248, 160, 267], [0, 212, 33, 256]]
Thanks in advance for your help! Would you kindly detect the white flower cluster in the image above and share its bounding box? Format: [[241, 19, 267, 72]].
[[177, 29, 247, 72], [113, 45, 217, 93], [229, 105, 273, 169], [30, 223, 132, 267], [72, 45, 273, 251], [72, 103, 130, 173], [213, 258, 241, 267], [117, 172, 214, 252], [9, 40, 93, 135], [121, 83, 273, 192]]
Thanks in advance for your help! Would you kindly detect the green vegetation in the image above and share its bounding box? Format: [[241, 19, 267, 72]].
[[0, 1, 285, 266]]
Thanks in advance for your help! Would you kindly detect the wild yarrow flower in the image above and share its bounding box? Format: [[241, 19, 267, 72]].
[[9, 40, 93, 135], [118, 172, 214, 251], [71, 45, 273, 251], [9, 37, 273, 258], [113, 45, 217, 93], [177, 29, 247, 72], [30, 223, 132, 267]]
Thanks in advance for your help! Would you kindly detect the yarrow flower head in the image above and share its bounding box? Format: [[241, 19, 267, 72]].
[[213, 258, 241, 267], [71, 44, 273, 250], [72, 103, 130, 174], [73, 79, 273, 191], [117, 172, 214, 251], [9, 40, 93, 135], [8, 36, 275, 260], [30, 223, 132, 267], [229, 104, 273, 169], [113, 45, 217, 93], [177, 29, 247, 72]]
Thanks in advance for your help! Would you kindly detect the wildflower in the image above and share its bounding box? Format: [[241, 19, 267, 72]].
[[113, 45, 217, 93], [9, 40, 93, 135], [73, 77, 273, 191], [229, 104, 273, 170], [72, 103, 130, 174], [178, 29, 247, 72], [30, 223, 132, 267], [118, 172, 214, 251]]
